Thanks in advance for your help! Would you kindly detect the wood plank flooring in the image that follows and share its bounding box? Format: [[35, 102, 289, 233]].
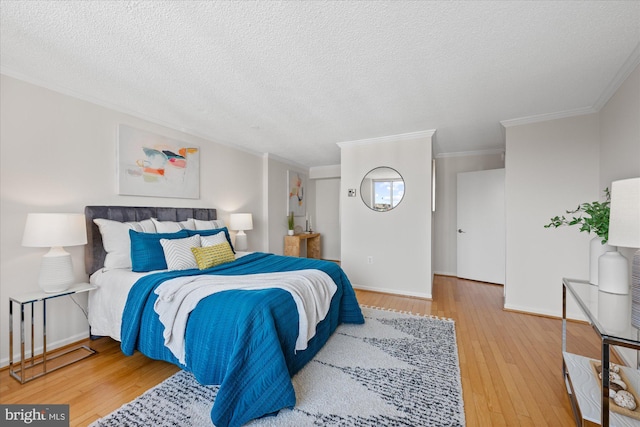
[[356, 276, 602, 426], [1, 275, 602, 426]]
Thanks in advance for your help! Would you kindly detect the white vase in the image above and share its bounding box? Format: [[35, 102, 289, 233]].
[[287, 230, 294, 236], [598, 249, 629, 294], [590, 237, 614, 285]]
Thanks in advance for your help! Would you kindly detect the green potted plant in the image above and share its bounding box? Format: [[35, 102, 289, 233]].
[[544, 188, 610, 244], [544, 188, 612, 285], [287, 211, 295, 235]]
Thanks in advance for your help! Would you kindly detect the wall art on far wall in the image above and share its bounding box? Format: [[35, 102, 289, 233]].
[[288, 170, 306, 217], [118, 125, 200, 199]]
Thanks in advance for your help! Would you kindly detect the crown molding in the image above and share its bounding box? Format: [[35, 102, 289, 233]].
[[499, 106, 597, 128], [435, 148, 505, 159], [336, 129, 436, 148], [500, 43, 640, 129], [263, 153, 309, 171], [593, 42, 640, 111]]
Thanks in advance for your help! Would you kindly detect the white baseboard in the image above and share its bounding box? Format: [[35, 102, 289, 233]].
[[352, 284, 432, 300], [433, 270, 457, 277], [503, 302, 560, 319], [0, 331, 90, 368]]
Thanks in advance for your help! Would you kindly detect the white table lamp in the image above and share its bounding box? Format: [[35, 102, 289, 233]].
[[607, 178, 640, 327], [229, 213, 253, 251], [22, 213, 87, 293]]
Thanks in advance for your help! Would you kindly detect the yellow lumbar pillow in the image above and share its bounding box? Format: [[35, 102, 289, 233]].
[[191, 242, 235, 270]]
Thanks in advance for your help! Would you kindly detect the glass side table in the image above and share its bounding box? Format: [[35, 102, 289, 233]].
[[562, 278, 640, 427], [9, 283, 97, 383]]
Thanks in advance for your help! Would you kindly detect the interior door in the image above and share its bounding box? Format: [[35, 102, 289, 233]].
[[457, 168, 505, 285]]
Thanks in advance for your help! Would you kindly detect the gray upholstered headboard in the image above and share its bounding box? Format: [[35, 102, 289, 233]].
[[84, 206, 217, 275]]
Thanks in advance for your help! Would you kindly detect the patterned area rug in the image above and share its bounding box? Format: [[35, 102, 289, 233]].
[[90, 306, 465, 426]]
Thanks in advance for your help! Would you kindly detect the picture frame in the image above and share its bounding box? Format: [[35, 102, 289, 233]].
[[117, 125, 200, 199], [287, 170, 306, 217]]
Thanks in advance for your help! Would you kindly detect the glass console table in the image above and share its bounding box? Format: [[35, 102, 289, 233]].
[[562, 278, 640, 427]]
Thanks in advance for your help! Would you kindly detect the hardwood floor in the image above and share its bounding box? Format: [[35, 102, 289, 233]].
[[1, 275, 601, 426], [357, 276, 602, 427]]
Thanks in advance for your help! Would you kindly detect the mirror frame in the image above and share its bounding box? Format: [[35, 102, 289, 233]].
[[360, 166, 405, 212]]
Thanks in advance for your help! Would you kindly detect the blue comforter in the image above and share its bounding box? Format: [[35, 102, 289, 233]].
[[121, 252, 364, 427]]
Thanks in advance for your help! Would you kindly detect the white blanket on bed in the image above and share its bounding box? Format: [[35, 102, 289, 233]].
[[153, 269, 337, 365]]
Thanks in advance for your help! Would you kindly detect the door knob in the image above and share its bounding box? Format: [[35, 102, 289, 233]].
[[458, 229, 465, 233]]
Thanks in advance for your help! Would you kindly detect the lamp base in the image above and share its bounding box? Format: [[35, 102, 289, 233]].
[[590, 237, 614, 285], [598, 250, 629, 294], [38, 247, 74, 293], [234, 231, 247, 252]]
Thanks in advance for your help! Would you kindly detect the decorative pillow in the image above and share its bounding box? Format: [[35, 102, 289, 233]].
[[151, 218, 196, 232], [130, 229, 189, 272], [160, 234, 201, 271], [186, 227, 234, 253], [93, 218, 157, 269], [200, 232, 228, 247], [191, 242, 235, 270], [193, 219, 226, 230]]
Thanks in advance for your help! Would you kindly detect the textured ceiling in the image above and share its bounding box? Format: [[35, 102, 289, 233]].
[[1, 1, 639, 167]]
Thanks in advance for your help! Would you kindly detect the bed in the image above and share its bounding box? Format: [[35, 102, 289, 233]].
[[84, 206, 364, 427]]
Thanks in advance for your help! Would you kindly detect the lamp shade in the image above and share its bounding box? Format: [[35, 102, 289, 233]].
[[229, 213, 253, 231], [22, 213, 87, 247], [608, 178, 640, 248], [22, 213, 87, 293]]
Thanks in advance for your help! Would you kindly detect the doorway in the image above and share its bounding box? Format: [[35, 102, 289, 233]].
[[456, 168, 505, 285]]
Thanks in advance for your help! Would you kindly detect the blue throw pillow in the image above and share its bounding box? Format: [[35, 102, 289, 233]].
[[186, 227, 235, 253], [130, 229, 190, 272]]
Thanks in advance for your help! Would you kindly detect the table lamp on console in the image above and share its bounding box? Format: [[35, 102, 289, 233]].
[[606, 178, 640, 328], [22, 213, 87, 293]]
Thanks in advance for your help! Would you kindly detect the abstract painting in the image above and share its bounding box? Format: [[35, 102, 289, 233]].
[[118, 125, 200, 199], [287, 170, 306, 217]]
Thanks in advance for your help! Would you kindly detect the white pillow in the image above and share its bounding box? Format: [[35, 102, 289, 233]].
[[93, 218, 157, 269], [200, 232, 228, 247], [151, 218, 196, 232], [135, 219, 157, 233], [193, 219, 225, 230], [160, 234, 201, 271]]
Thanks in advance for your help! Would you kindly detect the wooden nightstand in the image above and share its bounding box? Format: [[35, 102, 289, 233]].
[[9, 283, 97, 383], [284, 233, 321, 258]]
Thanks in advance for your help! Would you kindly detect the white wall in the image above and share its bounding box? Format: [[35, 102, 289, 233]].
[[0, 75, 264, 365], [340, 131, 433, 298], [264, 154, 313, 255], [504, 114, 600, 317], [598, 64, 640, 267], [314, 178, 341, 260], [503, 64, 640, 320], [308, 165, 342, 261], [599, 65, 640, 366], [599, 64, 640, 189], [433, 152, 504, 276]]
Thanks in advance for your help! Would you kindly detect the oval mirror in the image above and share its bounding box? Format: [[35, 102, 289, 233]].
[[360, 167, 405, 211]]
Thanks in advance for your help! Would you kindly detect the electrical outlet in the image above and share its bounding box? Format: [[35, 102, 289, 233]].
[[348, 189, 356, 197], [367, 256, 373, 264]]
